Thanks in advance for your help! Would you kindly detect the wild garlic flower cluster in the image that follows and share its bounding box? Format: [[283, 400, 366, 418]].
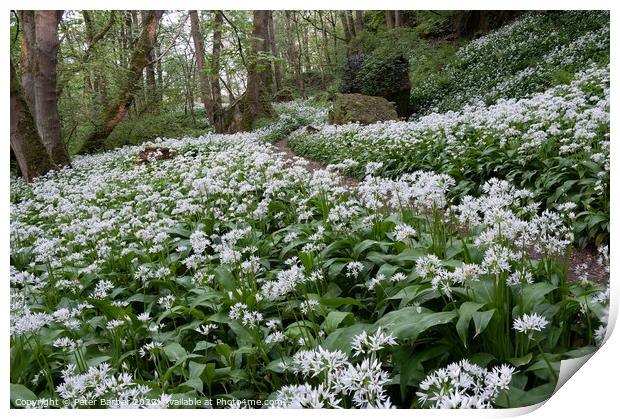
[[229, 303, 263, 329], [56, 363, 171, 408], [452, 178, 574, 256], [416, 255, 482, 298], [357, 171, 454, 212], [513, 313, 550, 337], [351, 328, 398, 357], [416, 360, 515, 409], [275, 330, 397, 408]]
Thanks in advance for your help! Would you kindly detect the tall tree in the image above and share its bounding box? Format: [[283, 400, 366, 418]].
[[189, 10, 214, 122], [285, 11, 304, 97], [238, 10, 273, 132], [354, 11, 364, 36], [211, 11, 224, 132], [267, 11, 282, 92], [33, 11, 71, 167], [10, 59, 57, 182], [346, 11, 356, 38], [394, 11, 403, 27], [340, 11, 352, 43], [80, 10, 163, 153], [18, 11, 36, 111], [385, 10, 395, 30], [141, 11, 158, 106], [82, 11, 115, 114]]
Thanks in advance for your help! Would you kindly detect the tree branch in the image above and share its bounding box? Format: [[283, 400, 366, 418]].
[[221, 12, 247, 67], [147, 12, 189, 65]]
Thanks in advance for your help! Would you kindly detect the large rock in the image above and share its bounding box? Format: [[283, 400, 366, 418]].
[[340, 53, 411, 117], [328, 93, 399, 125]]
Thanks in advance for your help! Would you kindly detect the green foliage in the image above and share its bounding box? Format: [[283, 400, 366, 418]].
[[411, 11, 610, 112], [290, 66, 610, 247], [10, 102, 608, 409], [103, 109, 210, 151]]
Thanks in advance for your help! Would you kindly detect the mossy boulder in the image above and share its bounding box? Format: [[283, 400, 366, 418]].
[[340, 53, 411, 117], [274, 88, 295, 102], [328, 93, 399, 125]]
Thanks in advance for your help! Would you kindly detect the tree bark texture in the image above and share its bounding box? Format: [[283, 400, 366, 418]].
[[189, 10, 214, 123], [33, 11, 71, 167], [211, 11, 224, 132], [268, 11, 283, 92], [238, 10, 274, 132], [10, 59, 57, 182]]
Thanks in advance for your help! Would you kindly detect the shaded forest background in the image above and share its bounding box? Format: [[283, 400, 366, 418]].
[[9, 10, 525, 178]]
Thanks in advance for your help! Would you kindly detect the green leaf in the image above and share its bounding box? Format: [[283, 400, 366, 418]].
[[201, 363, 217, 389], [507, 353, 533, 367], [472, 309, 496, 338], [266, 357, 291, 373], [352, 239, 380, 259], [10, 384, 37, 407], [376, 263, 400, 280], [86, 355, 112, 367], [376, 307, 457, 341], [467, 352, 496, 367], [324, 311, 354, 334], [520, 283, 557, 312], [393, 248, 426, 264], [189, 361, 206, 379], [320, 296, 365, 309], [163, 342, 188, 363], [494, 382, 556, 408], [180, 377, 203, 393], [456, 302, 485, 347], [215, 266, 235, 292]]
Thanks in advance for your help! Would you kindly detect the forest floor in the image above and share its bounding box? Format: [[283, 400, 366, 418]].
[[273, 135, 608, 284]]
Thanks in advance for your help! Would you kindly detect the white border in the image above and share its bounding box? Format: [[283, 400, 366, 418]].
[[2, 1, 617, 418]]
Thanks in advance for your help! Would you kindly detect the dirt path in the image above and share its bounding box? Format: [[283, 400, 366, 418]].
[[272, 136, 608, 284], [273, 136, 359, 188]]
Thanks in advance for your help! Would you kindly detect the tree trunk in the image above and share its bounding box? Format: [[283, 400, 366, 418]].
[[340, 11, 352, 43], [385, 10, 395, 30], [285, 11, 304, 97], [211, 11, 224, 132], [238, 10, 273, 132], [10, 59, 57, 182], [346, 11, 356, 38], [79, 10, 163, 153], [312, 16, 326, 87], [18, 11, 36, 112], [141, 11, 157, 107], [268, 11, 282, 92], [354, 11, 364, 35], [155, 41, 164, 103], [34, 11, 71, 167], [189, 10, 214, 123], [83, 11, 114, 116], [394, 11, 403, 27], [293, 14, 306, 98], [302, 16, 311, 72], [318, 11, 332, 71]]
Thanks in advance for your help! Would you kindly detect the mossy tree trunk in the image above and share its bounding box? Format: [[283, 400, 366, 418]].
[[18, 11, 36, 112], [10, 59, 57, 182], [79, 10, 163, 154], [238, 10, 274, 132], [211, 11, 224, 132]]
